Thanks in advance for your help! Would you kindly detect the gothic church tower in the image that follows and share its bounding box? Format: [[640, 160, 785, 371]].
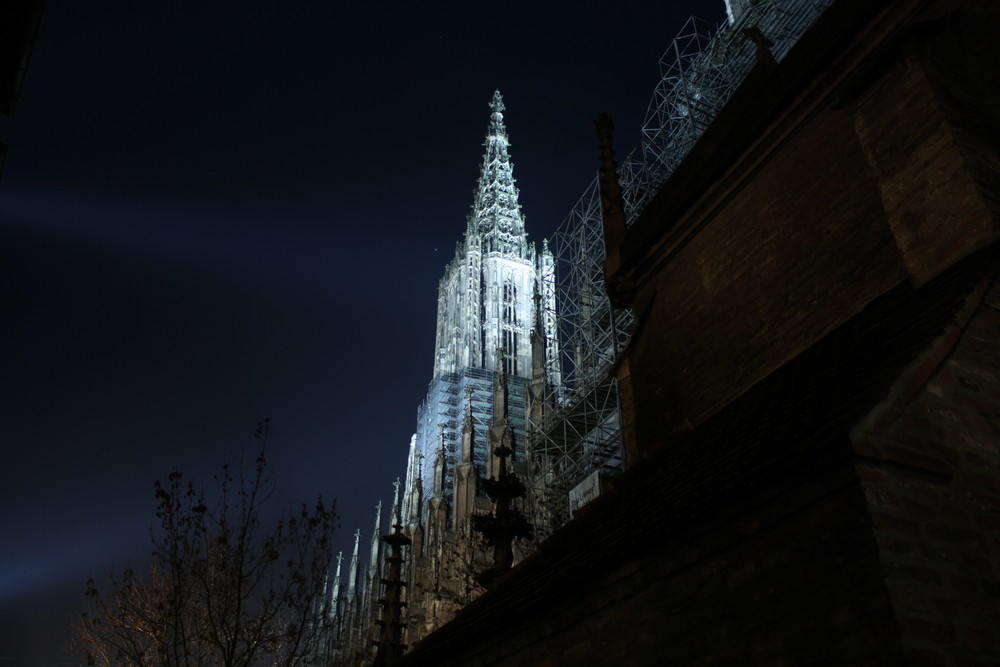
[[433, 90, 552, 379], [400, 91, 559, 644]]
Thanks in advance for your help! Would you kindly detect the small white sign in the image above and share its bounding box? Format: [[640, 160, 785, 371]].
[[569, 471, 604, 513]]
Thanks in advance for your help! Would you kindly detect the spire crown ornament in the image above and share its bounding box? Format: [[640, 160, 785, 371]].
[[471, 90, 527, 255], [488, 89, 506, 135]]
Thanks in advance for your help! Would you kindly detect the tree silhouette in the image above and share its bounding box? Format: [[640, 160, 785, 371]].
[[76, 421, 337, 667]]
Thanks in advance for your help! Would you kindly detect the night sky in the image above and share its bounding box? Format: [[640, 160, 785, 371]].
[[2, 1, 722, 662]]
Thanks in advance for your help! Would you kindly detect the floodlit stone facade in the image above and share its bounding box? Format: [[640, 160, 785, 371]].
[[324, 91, 559, 666]]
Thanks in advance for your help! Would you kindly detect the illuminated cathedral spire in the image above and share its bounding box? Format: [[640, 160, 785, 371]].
[[433, 90, 541, 378], [470, 90, 529, 257], [394, 90, 561, 648]]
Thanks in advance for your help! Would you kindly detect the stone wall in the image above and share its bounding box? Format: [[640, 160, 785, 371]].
[[485, 453, 898, 665], [617, 0, 998, 458], [852, 277, 1000, 665]]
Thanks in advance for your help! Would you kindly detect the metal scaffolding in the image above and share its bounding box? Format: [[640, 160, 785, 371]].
[[632, 0, 835, 220], [525, 178, 632, 536], [414, 368, 528, 521], [526, 0, 835, 534]]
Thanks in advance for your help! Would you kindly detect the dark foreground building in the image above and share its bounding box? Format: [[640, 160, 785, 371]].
[[396, 0, 1000, 663]]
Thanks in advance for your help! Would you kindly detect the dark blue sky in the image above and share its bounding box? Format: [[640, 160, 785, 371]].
[[1, 1, 722, 662]]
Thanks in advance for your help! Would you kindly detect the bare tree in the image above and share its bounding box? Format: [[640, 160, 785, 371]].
[[76, 421, 337, 667]]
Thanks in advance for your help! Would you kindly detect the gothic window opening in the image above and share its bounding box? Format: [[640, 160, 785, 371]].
[[503, 330, 518, 376], [503, 281, 517, 325]]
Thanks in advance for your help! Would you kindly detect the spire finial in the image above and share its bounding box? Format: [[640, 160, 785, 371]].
[[467, 89, 527, 259], [368, 503, 383, 577], [331, 551, 343, 616], [347, 529, 362, 599], [391, 477, 402, 527], [433, 424, 448, 496], [488, 90, 507, 138], [490, 89, 505, 114]]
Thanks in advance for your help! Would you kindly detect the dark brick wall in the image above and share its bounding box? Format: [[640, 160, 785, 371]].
[[852, 278, 1000, 666], [621, 0, 999, 461], [401, 445, 900, 667], [626, 104, 905, 449], [608, 5, 1000, 659], [853, 44, 998, 288], [526, 455, 896, 666]]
